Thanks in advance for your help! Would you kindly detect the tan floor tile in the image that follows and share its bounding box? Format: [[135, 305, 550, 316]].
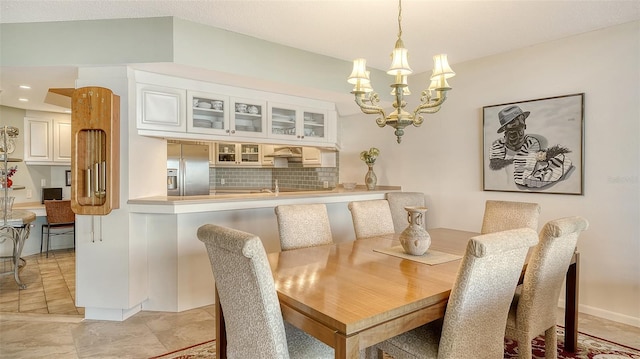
[[46, 298, 75, 308], [19, 301, 48, 312], [0, 291, 19, 302], [19, 294, 47, 306], [0, 299, 19, 312], [48, 304, 78, 315], [43, 287, 72, 299]]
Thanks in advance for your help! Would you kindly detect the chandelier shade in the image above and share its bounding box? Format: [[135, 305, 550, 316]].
[[347, 0, 456, 143]]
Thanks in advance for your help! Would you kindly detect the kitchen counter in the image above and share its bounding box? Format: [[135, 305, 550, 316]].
[[128, 185, 401, 214], [128, 184, 402, 313]]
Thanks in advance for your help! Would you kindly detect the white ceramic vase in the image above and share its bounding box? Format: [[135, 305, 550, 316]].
[[399, 206, 431, 255]]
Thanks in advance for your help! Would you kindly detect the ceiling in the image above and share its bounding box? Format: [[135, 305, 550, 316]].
[[1, 0, 639, 113]]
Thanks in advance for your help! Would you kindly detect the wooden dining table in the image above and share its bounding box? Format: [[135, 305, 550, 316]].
[[214, 228, 580, 359]]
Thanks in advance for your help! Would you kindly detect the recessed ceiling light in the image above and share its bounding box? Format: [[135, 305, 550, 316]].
[[18, 98, 29, 102], [19, 85, 31, 89]]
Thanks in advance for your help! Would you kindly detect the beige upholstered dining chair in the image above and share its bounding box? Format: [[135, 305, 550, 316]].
[[505, 216, 589, 359], [41, 200, 75, 258], [481, 200, 541, 234], [385, 192, 427, 233], [274, 203, 333, 251], [369, 228, 539, 359], [197, 224, 335, 359], [347, 199, 395, 239]]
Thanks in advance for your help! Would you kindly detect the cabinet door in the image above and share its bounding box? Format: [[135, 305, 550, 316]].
[[261, 144, 275, 166], [239, 143, 261, 166], [136, 83, 186, 132], [302, 109, 328, 142], [231, 97, 266, 138], [302, 147, 336, 168], [24, 117, 53, 162], [301, 147, 321, 166], [187, 91, 230, 135], [268, 103, 299, 141], [53, 119, 72, 162], [215, 143, 237, 165]]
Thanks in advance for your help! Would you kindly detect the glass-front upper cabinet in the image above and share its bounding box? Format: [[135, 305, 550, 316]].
[[230, 97, 266, 138], [268, 102, 327, 142], [215, 142, 261, 166], [187, 90, 229, 135], [268, 104, 298, 141], [302, 110, 327, 142]]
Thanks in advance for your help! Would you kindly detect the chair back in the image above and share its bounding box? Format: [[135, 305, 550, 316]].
[[480, 200, 540, 234], [274, 204, 333, 251], [197, 224, 291, 359], [385, 192, 427, 233], [347, 199, 395, 239], [44, 200, 75, 224], [438, 228, 539, 359], [515, 216, 588, 336]]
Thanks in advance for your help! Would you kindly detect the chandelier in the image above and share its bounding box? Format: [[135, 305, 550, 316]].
[[347, 0, 456, 143]]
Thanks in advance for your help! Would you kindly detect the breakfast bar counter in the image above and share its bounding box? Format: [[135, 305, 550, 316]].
[[130, 185, 403, 313], [127, 185, 401, 214]]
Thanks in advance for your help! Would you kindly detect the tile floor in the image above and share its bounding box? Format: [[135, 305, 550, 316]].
[[1, 249, 639, 358]]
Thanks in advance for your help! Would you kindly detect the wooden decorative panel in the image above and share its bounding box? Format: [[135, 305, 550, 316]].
[[71, 87, 120, 215]]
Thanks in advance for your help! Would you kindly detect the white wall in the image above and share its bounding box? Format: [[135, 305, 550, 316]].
[[340, 21, 640, 326]]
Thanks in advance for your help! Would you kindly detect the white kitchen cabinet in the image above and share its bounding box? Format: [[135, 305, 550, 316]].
[[261, 144, 275, 167], [215, 142, 261, 166], [268, 103, 329, 143], [187, 90, 229, 136], [133, 70, 338, 147], [23, 117, 71, 165], [136, 83, 186, 132], [302, 147, 336, 167], [230, 97, 266, 138]]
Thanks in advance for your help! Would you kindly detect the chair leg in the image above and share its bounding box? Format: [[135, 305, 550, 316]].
[[517, 335, 533, 359], [40, 225, 44, 253], [46, 229, 51, 258], [544, 326, 558, 359]]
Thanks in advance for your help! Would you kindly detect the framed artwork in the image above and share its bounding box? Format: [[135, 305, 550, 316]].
[[65, 170, 71, 187], [482, 93, 584, 195]]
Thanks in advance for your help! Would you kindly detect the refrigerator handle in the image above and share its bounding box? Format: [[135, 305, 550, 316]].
[[180, 158, 186, 196]]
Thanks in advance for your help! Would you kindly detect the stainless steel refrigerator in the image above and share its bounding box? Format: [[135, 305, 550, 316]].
[[167, 143, 210, 196]]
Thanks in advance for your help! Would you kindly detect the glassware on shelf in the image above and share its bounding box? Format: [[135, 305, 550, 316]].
[[0, 196, 15, 218]]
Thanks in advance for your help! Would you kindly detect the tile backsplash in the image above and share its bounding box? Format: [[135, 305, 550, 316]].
[[210, 161, 339, 190]]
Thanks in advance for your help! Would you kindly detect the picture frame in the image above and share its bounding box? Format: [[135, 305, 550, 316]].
[[65, 170, 71, 187], [482, 93, 584, 195]]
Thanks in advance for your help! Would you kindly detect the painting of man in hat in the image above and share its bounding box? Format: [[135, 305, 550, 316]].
[[483, 94, 584, 194]]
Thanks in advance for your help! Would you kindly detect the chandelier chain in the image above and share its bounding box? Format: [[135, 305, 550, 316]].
[[397, 0, 403, 39]]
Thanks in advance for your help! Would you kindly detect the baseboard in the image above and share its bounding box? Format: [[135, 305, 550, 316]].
[[558, 299, 640, 328], [84, 304, 142, 321]]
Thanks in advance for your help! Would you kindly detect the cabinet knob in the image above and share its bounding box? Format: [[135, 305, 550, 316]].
[[231, 130, 236, 134], [226, 130, 230, 133]]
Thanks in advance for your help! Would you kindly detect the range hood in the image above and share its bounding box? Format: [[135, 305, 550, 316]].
[[264, 146, 302, 158]]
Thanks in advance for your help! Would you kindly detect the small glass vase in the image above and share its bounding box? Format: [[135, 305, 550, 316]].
[[0, 196, 15, 218], [365, 163, 377, 190], [399, 206, 431, 255]]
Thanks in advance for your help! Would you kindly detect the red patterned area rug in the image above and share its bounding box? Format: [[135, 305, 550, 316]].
[[503, 327, 640, 359], [149, 340, 215, 359], [149, 328, 640, 359]]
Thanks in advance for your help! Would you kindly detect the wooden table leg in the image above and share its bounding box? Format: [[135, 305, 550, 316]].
[[334, 332, 360, 359], [564, 252, 579, 353], [215, 285, 227, 359]]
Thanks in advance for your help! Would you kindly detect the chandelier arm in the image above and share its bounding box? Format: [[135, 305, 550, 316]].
[[414, 91, 448, 114], [354, 94, 386, 116]]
